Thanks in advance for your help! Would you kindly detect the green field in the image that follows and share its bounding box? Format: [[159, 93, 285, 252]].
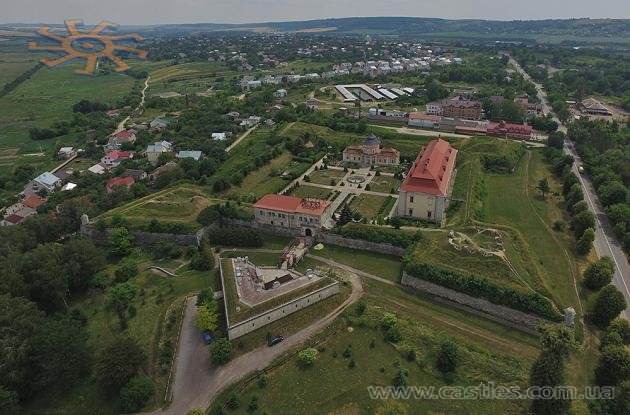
[[0, 53, 136, 152], [310, 244, 403, 282], [368, 174, 401, 194], [230, 152, 296, 199], [100, 185, 224, 229], [211, 278, 537, 415]]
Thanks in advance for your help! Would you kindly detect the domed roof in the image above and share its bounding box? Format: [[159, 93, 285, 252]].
[[363, 133, 381, 147]]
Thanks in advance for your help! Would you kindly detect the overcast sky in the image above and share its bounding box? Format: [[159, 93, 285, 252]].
[[3, 0, 629, 25]]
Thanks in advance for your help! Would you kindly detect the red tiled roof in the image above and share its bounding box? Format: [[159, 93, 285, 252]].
[[254, 194, 331, 216], [409, 113, 441, 122], [3, 213, 24, 224], [487, 121, 533, 135], [106, 176, 135, 190], [114, 130, 135, 138], [105, 150, 133, 160], [22, 195, 46, 209], [400, 139, 458, 196]]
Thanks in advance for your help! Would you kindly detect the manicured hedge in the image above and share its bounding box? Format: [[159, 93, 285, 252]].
[[404, 262, 561, 321], [336, 223, 422, 248]]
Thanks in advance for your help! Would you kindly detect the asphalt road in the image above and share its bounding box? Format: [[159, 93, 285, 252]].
[[510, 57, 630, 319]]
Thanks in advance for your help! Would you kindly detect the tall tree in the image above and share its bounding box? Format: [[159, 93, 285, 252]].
[[94, 336, 146, 394], [537, 178, 551, 199]]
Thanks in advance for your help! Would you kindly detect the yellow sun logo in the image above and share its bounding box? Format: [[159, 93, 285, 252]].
[[29, 19, 148, 75]]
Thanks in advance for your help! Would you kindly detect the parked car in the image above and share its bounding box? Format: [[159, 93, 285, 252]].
[[267, 335, 284, 347], [202, 331, 214, 345]]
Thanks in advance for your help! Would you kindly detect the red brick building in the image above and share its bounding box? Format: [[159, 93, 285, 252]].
[[487, 121, 533, 140], [254, 194, 333, 236]]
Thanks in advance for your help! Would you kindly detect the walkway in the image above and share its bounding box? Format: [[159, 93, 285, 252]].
[[225, 125, 258, 153], [116, 75, 150, 133]]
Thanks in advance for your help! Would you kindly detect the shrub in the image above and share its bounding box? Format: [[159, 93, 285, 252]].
[[385, 326, 402, 343], [607, 318, 630, 345], [206, 226, 263, 247], [595, 345, 630, 386], [576, 228, 595, 255], [119, 376, 154, 412], [336, 223, 422, 248], [436, 340, 460, 374], [210, 338, 232, 365], [114, 259, 138, 283], [298, 348, 318, 367]]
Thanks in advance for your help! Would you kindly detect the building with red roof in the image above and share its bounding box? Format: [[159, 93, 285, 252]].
[[397, 139, 458, 224], [106, 176, 135, 193], [254, 194, 333, 235], [101, 150, 134, 168], [487, 121, 533, 140], [342, 134, 399, 167]]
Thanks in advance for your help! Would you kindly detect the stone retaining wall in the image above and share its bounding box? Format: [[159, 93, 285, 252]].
[[401, 272, 549, 334], [316, 233, 406, 257]]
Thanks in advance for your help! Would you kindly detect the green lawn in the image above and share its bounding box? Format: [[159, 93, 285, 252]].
[[310, 244, 403, 282], [291, 184, 332, 199], [308, 168, 345, 185], [368, 175, 401, 194], [230, 152, 304, 199], [349, 194, 389, 220]]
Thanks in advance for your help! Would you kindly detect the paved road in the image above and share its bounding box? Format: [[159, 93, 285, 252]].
[[147, 270, 363, 414], [510, 56, 630, 319]]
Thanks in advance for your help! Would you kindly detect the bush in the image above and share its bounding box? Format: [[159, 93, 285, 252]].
[[206, 226, 263, 247], [607, 318, 630, 345], [115, 259, 138, 283], [336, 223, 422, 248], [210, 338, 232, 365], [404, 262, 560, 320], [595, 345, 630, 386], [298, 348, 318, 367], [583, 257, 615, 291], [119, 376, 154, 412], [576, 228, 595, 255], [436, 340, 460, 374], [94, 337, 146, 393]]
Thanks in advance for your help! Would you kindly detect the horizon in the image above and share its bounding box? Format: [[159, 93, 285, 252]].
[[3, 0, 630, 26]]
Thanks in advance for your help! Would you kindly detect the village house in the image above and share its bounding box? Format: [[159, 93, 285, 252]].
[[408, 113, 441, 129], [342, 134, 400, 167], [146, 141, 174, 165], [123, 169, 148, 181], [33, 171, 62, 193], [306, 98, 319, 109], [578, 98, 613, 116], [176, 150, 203, 161], [254, 194, 333, 236], [101, 150, 134, 169], [105, 130, 137, 151], [57, 146, 76, 159], [487, 121, 533, 140], [397, 139, 458, 224], [106, 176, 135, 193], [274, 89, 287, 99], [211, 132, 227, 141]]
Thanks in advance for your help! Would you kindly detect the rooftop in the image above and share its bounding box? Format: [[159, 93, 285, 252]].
[[254, 194, 331, 216], [401, 139, 458, 196]]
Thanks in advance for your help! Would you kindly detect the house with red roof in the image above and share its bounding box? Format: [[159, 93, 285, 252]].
[[487, 121, 533, 140], [101, 150, 134, 169], [397, 139, 458, 224], [106, 176, 135, 193], [254, 194, 333, 236]]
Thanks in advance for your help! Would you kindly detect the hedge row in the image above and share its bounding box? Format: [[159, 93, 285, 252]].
[[336, 223, 422, 248], [206, 226, 263, 248], [404, 262, 561, 321]]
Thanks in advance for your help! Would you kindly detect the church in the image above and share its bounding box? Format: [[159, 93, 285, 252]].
[[342, 134, 400, 167]]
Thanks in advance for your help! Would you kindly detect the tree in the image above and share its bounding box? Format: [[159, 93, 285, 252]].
[[599, 181, 628, 207], [108, 227, 134, 257], [537, 178, 551, 199], [190, 241, 214, 271], [571, 210, 595, 238], [61, 237, 106, 293], [389, 217, 402, 230], [612, 380, 630, 415], [577, 228, 595, 255], [591, 285, 627, 328], [298, 348, 318, 367], [195, 300, 219, 333], [595, 345, 630, 386], [571, 200, 589, 215], [583, 257, 615, 290], [115, 259, 138, 283], [94, 336, 146, 393], [607, 318, 630, 345], [547, 131, 565, 149], [436, 340, 459, 374], [393, 368, 409, 387], [529, 325, 576, 415], [119, 376, 154, 412], [107, 282, 137, 330], [0, 387, 19, 415], [210, 338, 232, 365]]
